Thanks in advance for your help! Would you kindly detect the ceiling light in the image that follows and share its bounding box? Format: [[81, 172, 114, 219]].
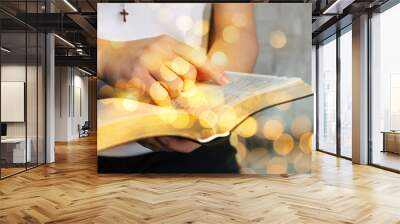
[[63, 0, 78, 12], [322, 0, 354, 15], [78, 67, 93, 76], [54, 34, 75, 48], [1, 47, 11, 53]]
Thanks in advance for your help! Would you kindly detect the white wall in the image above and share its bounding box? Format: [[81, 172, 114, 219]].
[[54, 67, 89, 141], [1, 64, 46, 164]]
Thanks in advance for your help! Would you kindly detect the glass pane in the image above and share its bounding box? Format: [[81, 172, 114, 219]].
[[318, 37, 337, 154], [340, 29, 352, 158], [1, 30, 27, 177], [38, 32, 46, 165], [371, 3, 400, 171], [27, 31, 38, 169]]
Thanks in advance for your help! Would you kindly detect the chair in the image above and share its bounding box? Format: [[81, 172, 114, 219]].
[[79, 121, 90, 138]]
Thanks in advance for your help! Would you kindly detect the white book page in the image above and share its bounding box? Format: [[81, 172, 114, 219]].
[[172, 72, 302, 113]]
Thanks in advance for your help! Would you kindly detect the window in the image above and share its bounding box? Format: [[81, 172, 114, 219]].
[[370, 2, 400, 171], [339, 28, 352, 158], [317, 36, 337, 154]]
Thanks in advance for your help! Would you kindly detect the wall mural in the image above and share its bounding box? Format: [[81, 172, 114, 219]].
[[96, 3, 313, 174]]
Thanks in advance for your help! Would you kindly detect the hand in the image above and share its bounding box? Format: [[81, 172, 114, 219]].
[[98, 35, 230, 106], [139, 136, 201, 153]]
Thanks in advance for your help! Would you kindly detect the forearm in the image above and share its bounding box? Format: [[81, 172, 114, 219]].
[[208, 3, 258, 73], [208, 31, 258, 73]]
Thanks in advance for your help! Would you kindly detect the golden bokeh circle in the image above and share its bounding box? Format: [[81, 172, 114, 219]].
[[217, 107, 237, 132], [237, 117, 258, 138], [211, 51, 227, 67], [229, 132, 239, 147], [263, 119, 284, 140], [269, 30, 287, 49], [171, 112, 194, 129], [158, 107, 178, 124], [299, 132, 313, 154], [291, 115, 312, 138], [273, 133, 294, 156], [223, 25, 240, 44], [122, 99, 138, 112], [232, 13, 247, 27]]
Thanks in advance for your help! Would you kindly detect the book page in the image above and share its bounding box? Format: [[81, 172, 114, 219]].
[[172, 72, 302, 114]]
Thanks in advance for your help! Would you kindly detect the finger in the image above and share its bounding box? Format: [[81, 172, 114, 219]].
[[139, 46, 184, 98], [157, 137, 201, 153], [129, 64, 171, 106], [152, 64, 184, 98], [169, 40, 230, 85], [166, 57, 197, 91]]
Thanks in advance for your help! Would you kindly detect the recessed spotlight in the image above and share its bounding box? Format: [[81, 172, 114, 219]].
[[1, 47, 11, 53]]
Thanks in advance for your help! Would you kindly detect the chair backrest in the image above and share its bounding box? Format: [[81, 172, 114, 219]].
[[82, 121, 90, 129]]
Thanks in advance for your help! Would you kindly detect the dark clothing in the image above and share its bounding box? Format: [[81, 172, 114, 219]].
[[98, 138, 239, 173]]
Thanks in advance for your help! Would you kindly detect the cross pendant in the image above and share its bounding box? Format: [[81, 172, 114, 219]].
[[120, 9, 129, 23]]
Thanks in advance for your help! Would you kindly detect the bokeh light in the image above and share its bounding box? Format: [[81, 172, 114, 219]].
[[229, 132, 239, 147], [149, 82, 169, 103], [211, 51, 227, 67], [273, 133, 294, 156], [171, 57, 191, 76], [263, 119, 284, 140], [193, 20, 210, 36], [122, 98, 138, 112], [158, 107, 178, 124], [171, 112, 193, 129], [232, 13, 247, 27], [269, 30, 287, 49], [217, 107, 237, 132], [291, 115, 312, 138], [299, 132, 313, 154], [176, 15, 193, 33], [223, 25, 240, 44], [237, 117, 258, 138]]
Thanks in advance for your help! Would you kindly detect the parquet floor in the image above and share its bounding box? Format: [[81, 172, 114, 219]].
[[1, 135, 400, 224]]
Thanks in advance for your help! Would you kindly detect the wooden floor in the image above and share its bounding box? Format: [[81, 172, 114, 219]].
[[1, 136, 400, 224]]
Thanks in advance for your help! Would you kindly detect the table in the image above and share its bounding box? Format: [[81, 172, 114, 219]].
[[381, 131, 400, 154], [1, 138, 31, 163]]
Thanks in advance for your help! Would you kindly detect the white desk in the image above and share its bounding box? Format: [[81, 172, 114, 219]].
[[1, 138, 31, 163]]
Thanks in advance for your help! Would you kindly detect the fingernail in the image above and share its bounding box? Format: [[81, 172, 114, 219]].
[[219, 75, 230, 85], [184, 80, 195, 92]]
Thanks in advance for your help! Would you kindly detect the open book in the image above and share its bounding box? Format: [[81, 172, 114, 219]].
[[97, 72, 313, 151]]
